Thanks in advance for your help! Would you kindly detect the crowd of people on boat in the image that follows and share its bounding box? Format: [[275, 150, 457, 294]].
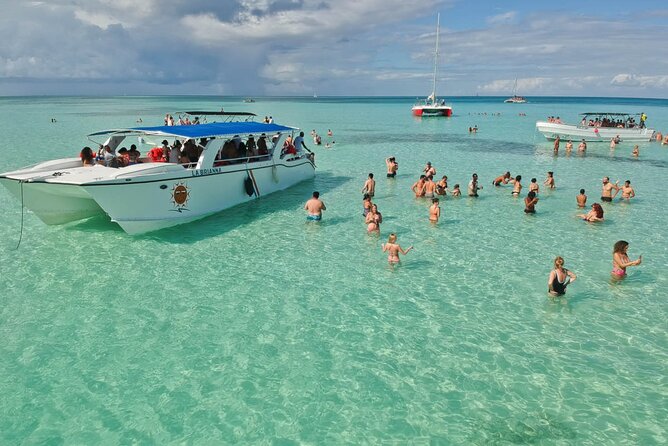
[[304, 150, 644, 294], [79, 129, 318, 168]]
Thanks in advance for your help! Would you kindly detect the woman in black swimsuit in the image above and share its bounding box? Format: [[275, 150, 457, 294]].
[[548, 256, 577, 297]]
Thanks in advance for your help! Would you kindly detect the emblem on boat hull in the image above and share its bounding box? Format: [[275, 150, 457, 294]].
[[170, 182, 190, 212]]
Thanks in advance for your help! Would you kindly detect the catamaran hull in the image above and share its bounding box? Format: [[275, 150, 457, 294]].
[[412, 106, 453, 117], [1, 160, 315, 234], [536, 121, 655, 142], [0, 178, 104, 224]]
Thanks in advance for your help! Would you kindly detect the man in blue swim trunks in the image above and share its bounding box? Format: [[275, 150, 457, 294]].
[[304, 191, 326, 221]]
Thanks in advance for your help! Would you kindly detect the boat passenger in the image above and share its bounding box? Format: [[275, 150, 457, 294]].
[[118, 147, 130, 165], [103, 145, 115, 165], [611, 240, 642, 279], [281, 136, 297, 158], [257, 134, 269, 156], [128, 144, 141, 164], [548, 256, 577, 297], [80, 146, 95, 167], [246, 135, 257, 158], [147, 146, 164, 163]]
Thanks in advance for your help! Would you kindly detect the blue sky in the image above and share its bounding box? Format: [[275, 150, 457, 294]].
[[0, 0, 666, 97]]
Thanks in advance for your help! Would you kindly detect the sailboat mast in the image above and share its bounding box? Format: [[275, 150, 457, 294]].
[[431, 13, 440, 101]]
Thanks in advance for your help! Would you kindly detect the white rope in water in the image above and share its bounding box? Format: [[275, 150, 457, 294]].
[[14, 180, 25, 250]]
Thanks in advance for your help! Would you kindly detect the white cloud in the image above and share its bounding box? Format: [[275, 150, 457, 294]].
[[611, 74, 668, 88], [486, 11, 517, 25]]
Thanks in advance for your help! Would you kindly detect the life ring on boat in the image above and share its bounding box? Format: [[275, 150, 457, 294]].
[[244, 175, 255, 196]]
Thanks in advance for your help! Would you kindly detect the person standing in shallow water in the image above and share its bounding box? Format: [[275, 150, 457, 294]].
[[548, 256, 577, 297], [382, 233, 413, 264], [362, 173, 375, 197], [611, 240, 642, 279], [429, 198, 441, 223], [524, 191, 538, 214], [304, 191, 326, 221]]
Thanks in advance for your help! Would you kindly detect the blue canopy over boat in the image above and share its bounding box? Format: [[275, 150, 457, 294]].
[[88, 122, 296, 139]]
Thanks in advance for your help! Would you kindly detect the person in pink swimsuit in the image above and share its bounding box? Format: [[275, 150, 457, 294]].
[[611, 240, 642, 279]]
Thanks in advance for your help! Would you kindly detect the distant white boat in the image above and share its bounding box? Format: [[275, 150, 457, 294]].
[[242, 98, 255, 103], [504, 79, 527, 103], [536, 112, 655, 142], [412, 14, 452, 117]]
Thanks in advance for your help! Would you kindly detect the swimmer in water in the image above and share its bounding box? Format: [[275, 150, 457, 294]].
[[452, 184, 461, 197], [381, 233, 413, 264], [429, 198, 441, 223], [547, 256, 577, 297], [511, 175, 522, 196], [365, 204, 382, 233], [529, 178, 539, 194], [524, 191, 538, 214], [620, 180, 635, 200], [611, 240, 641, 279], [576, 189, 587, 208], [632, 145, 639, 157], [362, 194, 372, 217], [304, 191, 326, 221], [578, 203, 604, 222], [544, 171, 555, 189], [492, 171, 511, 186]]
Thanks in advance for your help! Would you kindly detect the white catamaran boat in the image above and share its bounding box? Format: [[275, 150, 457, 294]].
[[411, 14, 452, 117], [503, 79, 527, 103], [535, 112, 655, 142], [0, 114, 315, 234]]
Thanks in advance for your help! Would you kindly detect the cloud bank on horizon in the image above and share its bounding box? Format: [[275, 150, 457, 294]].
[[0, 0, 667, 97]]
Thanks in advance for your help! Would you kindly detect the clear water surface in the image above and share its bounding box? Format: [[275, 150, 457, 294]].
[[0, 96, 666, 444]]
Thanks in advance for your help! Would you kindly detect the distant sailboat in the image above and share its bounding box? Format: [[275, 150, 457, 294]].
[[504, 79, 527, 103], [411, 14, 452, 117]]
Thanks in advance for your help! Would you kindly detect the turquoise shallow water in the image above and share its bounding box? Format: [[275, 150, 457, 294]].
[[0, 96, 667, 444]]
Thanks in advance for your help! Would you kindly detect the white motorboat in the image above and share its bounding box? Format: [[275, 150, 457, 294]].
[[535, 112, 655, 142], [0, 117, 315, 235], [411, 14, 453, 117]]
